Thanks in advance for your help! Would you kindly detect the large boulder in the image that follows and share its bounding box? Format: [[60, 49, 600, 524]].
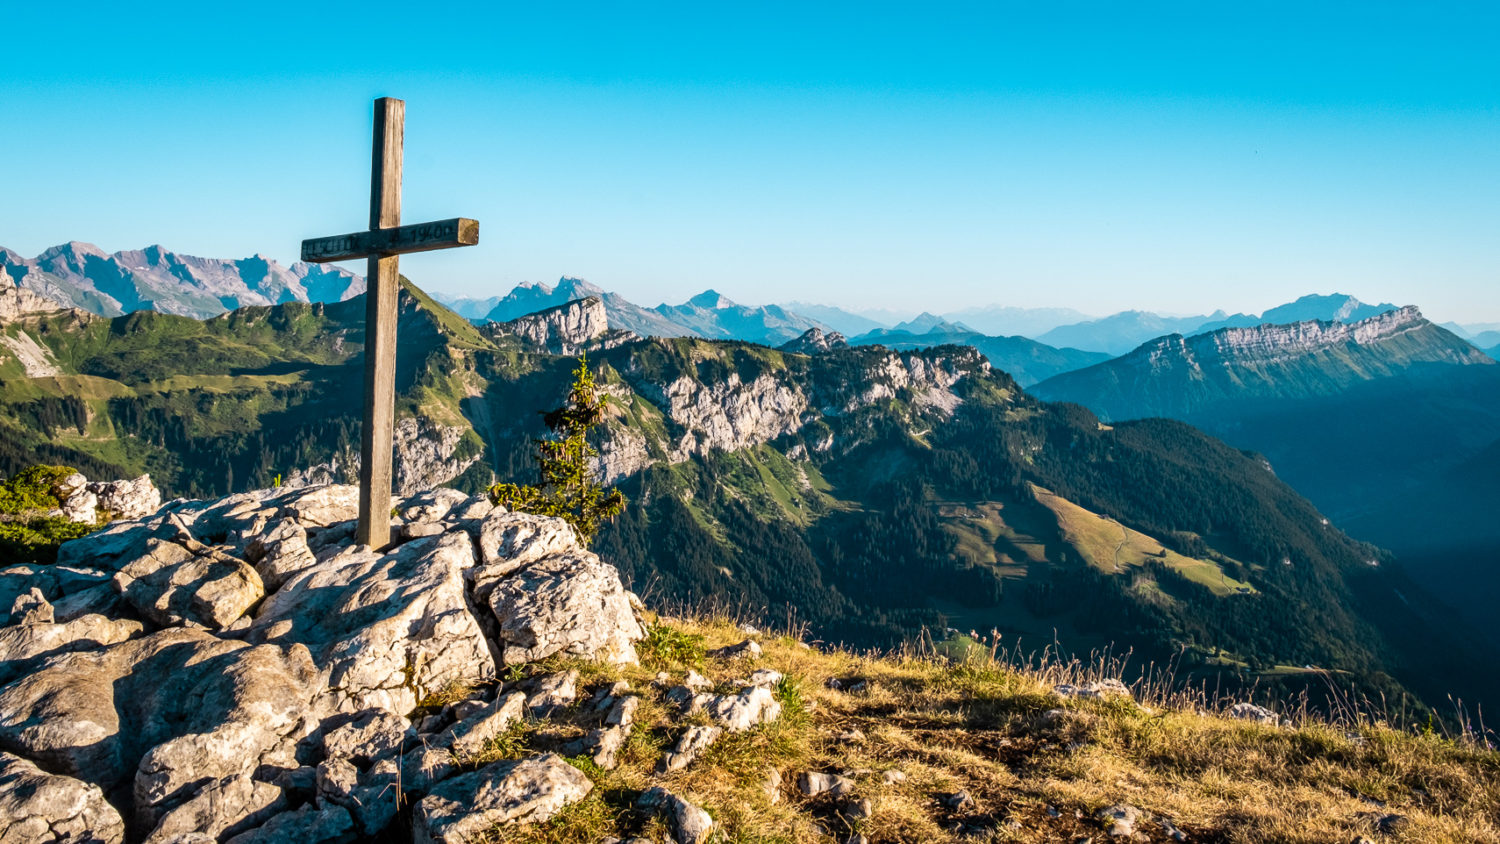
[[248, 529, 496, 716], [0, 627, 317, 816], [112, 538, 264, 630], [487, 550, 644, 665], [0, 750, 126, 844], [412, 753, 593, 844]]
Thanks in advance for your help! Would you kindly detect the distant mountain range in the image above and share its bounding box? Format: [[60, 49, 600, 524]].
[[1032, 307, 1500, 647], [845, 320, 1109, 386], [0, 242, 363, 319]]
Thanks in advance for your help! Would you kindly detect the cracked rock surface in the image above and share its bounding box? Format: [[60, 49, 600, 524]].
[[0, 482, 648, 843]]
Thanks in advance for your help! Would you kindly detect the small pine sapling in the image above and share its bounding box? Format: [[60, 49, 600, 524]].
[[489, 355, 625, 545]]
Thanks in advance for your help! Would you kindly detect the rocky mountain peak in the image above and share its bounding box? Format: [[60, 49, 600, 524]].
[[493, 296, 617, 354], [686, 289, 735, 310], [778, 326, 849, 355]]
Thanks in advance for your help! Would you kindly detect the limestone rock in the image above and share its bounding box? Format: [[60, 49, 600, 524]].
[[710, 639, 762, 661], [321, 708, 411, 766], [58, 474, 99, 523], [1055, 679, 1132, 700], [275, 484, 359, 528], [0, 565, 114, 624], [704, 685, 782, 732], [249, 530, 495, 716], [0, 628, 316, 802], [445, 691, 526, 759], [496, 296, 610, 354], [413, 753, 592, 844], [659, 725, 722, 773], [764, 766, 783, 804], [223, 802, 355, 844], [316, 755, 401, 837], [638, 786, 715, 844], [1095, 803, 1142, 837], [526, 669, 580, 716], [398, 488, 472, 524], [799, 771, 856, 798], [143, 772, 286, 844], [9, 587, 53, 624], [1228, 702, 1280, 725], [401, 745, 457, 796], [472, 512, 581, 590], [242, 518, 318, 592], [113, 538, 264, 630], [0, 612, 142, 685], [487, 550, 643, 666], [0, 750, 125, 844], [89, 475, 163, 521]]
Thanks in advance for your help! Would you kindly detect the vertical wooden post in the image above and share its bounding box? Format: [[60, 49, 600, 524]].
[[357, 97, 404, 549]]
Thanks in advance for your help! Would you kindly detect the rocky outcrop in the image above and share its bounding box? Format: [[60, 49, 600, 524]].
[[0, 264, 75, 323], [495, 295, 614, 354], [778, 326, 849, 355], [281, 416, 481, 496], [1, 482, 649, 842], [46, 472, 164, 525]]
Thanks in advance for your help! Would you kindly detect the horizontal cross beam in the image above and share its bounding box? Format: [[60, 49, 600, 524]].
[[301, 217, 479, 263]]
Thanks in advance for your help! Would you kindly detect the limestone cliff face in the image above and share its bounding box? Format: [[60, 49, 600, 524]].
[[1149, 306, 1479, 369], [1034, 306, 1494, 421], [0, 265, 75, 322], [284, 416, 481, 495], [596, 343, 989, 481], [495, 297, 614, 354]]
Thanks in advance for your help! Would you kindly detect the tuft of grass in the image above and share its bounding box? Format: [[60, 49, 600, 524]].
[[637, 622, 707, 670]]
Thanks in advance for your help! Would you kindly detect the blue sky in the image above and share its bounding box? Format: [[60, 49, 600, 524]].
[[4, 2, 1498, 322]]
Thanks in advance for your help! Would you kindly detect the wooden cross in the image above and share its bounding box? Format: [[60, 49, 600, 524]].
[[301, 97, 479, 549]]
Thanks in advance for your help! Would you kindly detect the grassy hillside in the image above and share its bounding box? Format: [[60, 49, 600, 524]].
[[479, 612, 1500, 843]]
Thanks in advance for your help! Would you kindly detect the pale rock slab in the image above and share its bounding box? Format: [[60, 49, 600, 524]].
[[798, 771, 855, 798], [143, 772, 286, 844], [412, 753, 593, 844], [638, 786, 715, 844], [1054, 678, 1132, 700], [659, 725, 723, 773], [0, 565, 112, 624], [249, 530, 495, 716], [525, 669, 580, 716], [113, 539, 264, 630], [223, 802, 354, 844], [487, 550, 643, 666], [398, 488, 472, 523], [472, 512, 582, 595], [0, 750, 126, 844], [704, 685, 782, 732], [0, 628, 316, 800], [0, 612, 142, 685], [1228, 702, 1280, 725], [242, 518, 318, 592]]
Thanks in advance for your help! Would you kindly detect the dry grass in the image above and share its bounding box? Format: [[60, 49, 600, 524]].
[[476, 611, 1500, 843]]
